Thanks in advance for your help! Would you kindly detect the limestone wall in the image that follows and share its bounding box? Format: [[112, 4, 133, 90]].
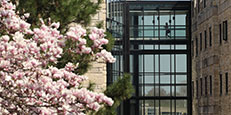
[[192, 0, 231, 115], [83, 0, 107, 93]]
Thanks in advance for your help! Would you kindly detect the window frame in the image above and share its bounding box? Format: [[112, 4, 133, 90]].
[[205, 76, 207, 96], [209, 75, 212, 96], [220, 74, 222, 95], [200, 77, 203, 97], [226, 73, 228, 94], [209, 27, 212, 47], [219, 24, 222, 44], [204, 30, 207, 50], [200, 33, 202, 51], [223, 20, 228, 41], [204, 0, 206, 8]]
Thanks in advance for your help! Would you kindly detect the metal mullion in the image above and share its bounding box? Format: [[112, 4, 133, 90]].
[[153, 13, 156, 114], [132, 96, 188, 100], [130, 50, 188, 55], [129, 40, 188, 45], [122, 2, 130, 115], [141, 84, 188, 86], [134, 45, 139, 115], [187, 7, 192, 115], [142, 7, 145, 115], [174, 10, 177, 115], [169, 12, 172, 115], [158, 8, 161, 115]]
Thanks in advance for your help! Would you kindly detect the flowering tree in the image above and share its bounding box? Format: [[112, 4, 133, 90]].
[[0, 0, 115, 114]]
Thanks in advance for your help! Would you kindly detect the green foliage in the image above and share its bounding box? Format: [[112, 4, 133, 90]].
[[92, 74, 134, 115], [104, 32, 115, 51], [86, 81, 96, 91], [14, 0, 102, 30]]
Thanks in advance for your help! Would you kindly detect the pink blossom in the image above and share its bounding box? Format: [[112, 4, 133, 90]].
[[0, 0, 115, 114]]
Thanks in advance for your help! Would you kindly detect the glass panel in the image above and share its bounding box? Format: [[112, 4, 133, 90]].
[[172, 100, 176, 115], [160, 86, 171, 96], [171, 55, 175, 72], [145, 55, 154, 72], [145, 100, 155, 115], [139, 85, 156, 96], [161, 100, 171, 115], [175, 14, 186, 25], [176, 86, 187, 97], [160, 55, 170, 72], [160, 45, 171, 50], [130, 100, 136, 115], [176, 75, 187, 84], [145, 75, 155, 84], [130, 55, 133, 73], [139, 55, 159, 72], [139, 74, 155, 84], [139, 100, 158, 115], [139, 55, 143, 72], [176, 45, 187, 50], [176, 100, 187, 115], [139, 100, 144, 115], [145, 85, 154, 96], [160, 74, 170, 84], [160, 13, 170, 25], [176, 54, 187, 72], [155, 75, 159, 84], [176, 30, 186, 37], [155, 55, 159, 72], [139, 45, 154, 50]]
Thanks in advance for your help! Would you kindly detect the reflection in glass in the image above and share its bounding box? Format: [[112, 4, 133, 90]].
[[160, 86, 171, 96], [160, 100, 170, 115], [176, 100, 187, 115], [176, 86, 187, 96]]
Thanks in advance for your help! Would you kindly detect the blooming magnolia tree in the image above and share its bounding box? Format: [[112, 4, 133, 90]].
[[0, 0, 115, 114]]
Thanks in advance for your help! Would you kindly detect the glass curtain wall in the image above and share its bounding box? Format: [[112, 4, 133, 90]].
[[107, 0, 124, 85], [107, 1, 191, 115]]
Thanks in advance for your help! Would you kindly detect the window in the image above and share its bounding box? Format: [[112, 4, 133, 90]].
[[204, 0, 206, 8], [223, 20, 228, 41], [200, 78, 203, 96], [192, 81, 194, 98], [220, 74, 222, 95], [226, 73, 228, 94], [196, 37, 198, 56], [210, 75, 212, 95], [200, 33, 202, 51], [209, 27, 212, 47], [219, 24, 222, 44], [205, 76, 207, 96], [196, 80, 198, 98], [192, 41, 194, 57], [204, 30, 207, 50]]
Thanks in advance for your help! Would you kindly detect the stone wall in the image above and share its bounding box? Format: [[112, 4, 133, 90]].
[[82, 0, 107, 93], [192, 0, 231, 115]]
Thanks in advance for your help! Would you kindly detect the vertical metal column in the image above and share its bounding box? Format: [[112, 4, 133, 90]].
[[123, 1, 130, 115]]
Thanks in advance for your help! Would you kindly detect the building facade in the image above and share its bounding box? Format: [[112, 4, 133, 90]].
[[191, 0, 231, 115], [107, 0, 192, 115]]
